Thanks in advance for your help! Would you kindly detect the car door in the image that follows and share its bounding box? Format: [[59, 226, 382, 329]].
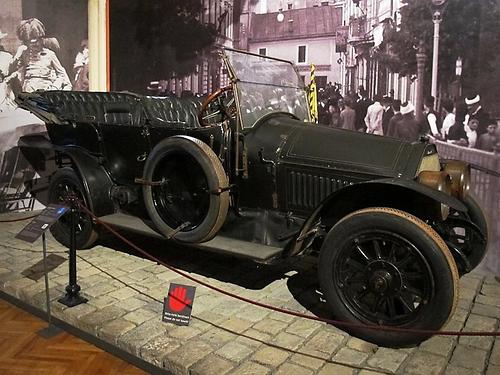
[[98, 108, 151, 185]]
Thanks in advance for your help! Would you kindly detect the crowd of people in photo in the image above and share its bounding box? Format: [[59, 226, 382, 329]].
[[318, 84, 499, 153]]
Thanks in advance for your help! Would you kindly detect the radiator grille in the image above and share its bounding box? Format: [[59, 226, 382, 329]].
[[288, 171, 352, 210]]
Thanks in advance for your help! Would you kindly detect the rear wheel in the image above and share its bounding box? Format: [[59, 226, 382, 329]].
[[48, 167, 98, 249], [318, 207, 458, 347]]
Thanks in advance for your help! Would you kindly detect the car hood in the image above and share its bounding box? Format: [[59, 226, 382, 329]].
[[247, 114, 428, 179]]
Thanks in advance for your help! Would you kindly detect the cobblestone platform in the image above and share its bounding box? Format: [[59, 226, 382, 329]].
[[1, 211, 499, 375]]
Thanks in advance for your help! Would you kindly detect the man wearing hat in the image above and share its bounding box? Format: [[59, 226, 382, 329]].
[[394, 102, 420, 142], [381, 95, 394, 136], [465, 94, 489, 136]]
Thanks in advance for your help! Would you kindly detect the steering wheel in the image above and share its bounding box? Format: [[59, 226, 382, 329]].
[[198, 85, 234, 127]]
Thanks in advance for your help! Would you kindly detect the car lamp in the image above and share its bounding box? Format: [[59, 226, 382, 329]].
[[417, 170, 452, 219], [442, 160, 470, 200]]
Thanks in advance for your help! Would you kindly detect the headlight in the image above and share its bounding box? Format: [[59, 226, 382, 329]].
[[443, 160, 470, 200], [417, 171, 452, 219]]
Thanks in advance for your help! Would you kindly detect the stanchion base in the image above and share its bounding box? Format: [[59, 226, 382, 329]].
[[37, 324, 63, 338], [58, 294, 88, 307]]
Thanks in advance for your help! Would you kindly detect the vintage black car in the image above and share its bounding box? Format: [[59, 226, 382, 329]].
[[16, 49, 488, 347]]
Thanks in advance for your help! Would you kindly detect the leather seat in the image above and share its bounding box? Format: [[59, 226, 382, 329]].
[[40, 91, 143, 125], [143, 96, 203, 128]]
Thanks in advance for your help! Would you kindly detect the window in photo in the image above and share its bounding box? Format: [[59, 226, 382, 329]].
[[298, 45, 306, 63]]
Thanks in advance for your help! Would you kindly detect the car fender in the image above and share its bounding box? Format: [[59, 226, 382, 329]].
[[56, 146, 115, 217], [288, 178, 467, 256]]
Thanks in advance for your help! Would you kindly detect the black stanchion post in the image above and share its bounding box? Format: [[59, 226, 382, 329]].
[[58, 199, 87, 307]]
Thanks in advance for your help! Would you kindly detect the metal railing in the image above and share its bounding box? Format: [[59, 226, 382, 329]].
[[433, 140, 500, 273]]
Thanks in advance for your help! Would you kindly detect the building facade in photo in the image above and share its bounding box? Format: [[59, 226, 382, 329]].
[[236, 0, 345, 90]]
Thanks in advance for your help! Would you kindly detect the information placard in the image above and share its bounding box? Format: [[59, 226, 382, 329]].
[[15, 204, 69, 243], [162, 283, 196, 326]]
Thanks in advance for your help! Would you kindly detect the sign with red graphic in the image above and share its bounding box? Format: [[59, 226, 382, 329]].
[[162, 283, 196, 326]]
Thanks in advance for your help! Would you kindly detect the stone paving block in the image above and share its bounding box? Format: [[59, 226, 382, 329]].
[[333, 347, 369, 367], [252, 318, 289, 335], [119, 296, 149, 311], [98, 318, 137, 345], [358, 370, 386, 375], [270, 331, 304, 351], [459, 333, 494, 351], [444, 319, 464, 332], [476, 294, 500, 307], [217, 316, 253, 335], [465, 313, 497, 331], [200, 327, 238, 348], [190, 355, 235, 375], [139, 335, 180, 368], [491, 340, 500, 365], [481, 284, 500, 297], [117, 318, 169, 356], [290, 347, 332, 369], [78, 274, 109, 288], [251, 346, 290, 368], [303, 329, 345, 355], [236, 328, 272, 349], [471, 302, 500, 319], [419, 336, 456, 357], [366, 347, 408, 373], [209, 299, 244, 318], [107, 286, 140, 301], [451, 308, 469, 324], [87, 294, 119, 309], [123, 308, 157, 325], [461, 288, 477, 301], [59, 303, 97, 326], [163, 339, 214, 375], [83, 281, 118, 298], [459, 276, 482, 291], [235, 305, 270, 323], [402, 351, 447, 375], [346, 337, 378, 354], [78, 305, 127, 334], [169, 326, 202, 340], [449, 345, 487, 372], [317, 363, 355, 375], [216, 341, 254, 362], [274, 362, 313, 375], [285, 319, 322, 338], [444, 365, 481, 375], [486, 364, 500, 375], [229, 361, 270, 375]]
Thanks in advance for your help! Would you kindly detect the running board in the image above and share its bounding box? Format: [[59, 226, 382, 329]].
[[98, 213, 284, 262]]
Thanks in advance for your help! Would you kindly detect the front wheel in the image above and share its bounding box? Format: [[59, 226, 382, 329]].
[[318, 207, 458, 347]]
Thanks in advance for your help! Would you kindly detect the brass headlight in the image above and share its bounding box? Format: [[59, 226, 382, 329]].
[[443, 160, 471, 200], [417, 171, 452, 219]]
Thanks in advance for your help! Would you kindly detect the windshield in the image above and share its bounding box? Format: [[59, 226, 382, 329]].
[[224, 49, 310, 128]]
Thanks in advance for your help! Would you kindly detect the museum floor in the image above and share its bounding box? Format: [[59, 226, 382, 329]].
[[0, 299, 145, 374], [0, 210, 499, 375]]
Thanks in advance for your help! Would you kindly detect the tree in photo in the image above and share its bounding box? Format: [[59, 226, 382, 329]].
[[382, 0, 500, 94]]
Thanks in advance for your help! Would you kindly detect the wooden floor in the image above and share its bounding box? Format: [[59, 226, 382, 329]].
[[0, 299, 146, 375]]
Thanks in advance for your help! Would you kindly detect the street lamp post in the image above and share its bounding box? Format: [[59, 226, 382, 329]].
[[455, 56, 463, 98], [416, 41, 427, 123], [430, 0, 448, 103]]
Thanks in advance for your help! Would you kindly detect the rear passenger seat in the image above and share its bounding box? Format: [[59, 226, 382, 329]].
[[21, 91, 204, 128]]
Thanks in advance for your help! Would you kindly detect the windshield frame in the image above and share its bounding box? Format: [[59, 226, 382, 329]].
[[221, 48, 311, 130]]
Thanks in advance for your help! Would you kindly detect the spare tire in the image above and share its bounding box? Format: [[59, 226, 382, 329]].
[[143, 135, 229, 243]]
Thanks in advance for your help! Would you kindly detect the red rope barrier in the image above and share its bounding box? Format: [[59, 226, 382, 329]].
[[78, 203, 500, 338]]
